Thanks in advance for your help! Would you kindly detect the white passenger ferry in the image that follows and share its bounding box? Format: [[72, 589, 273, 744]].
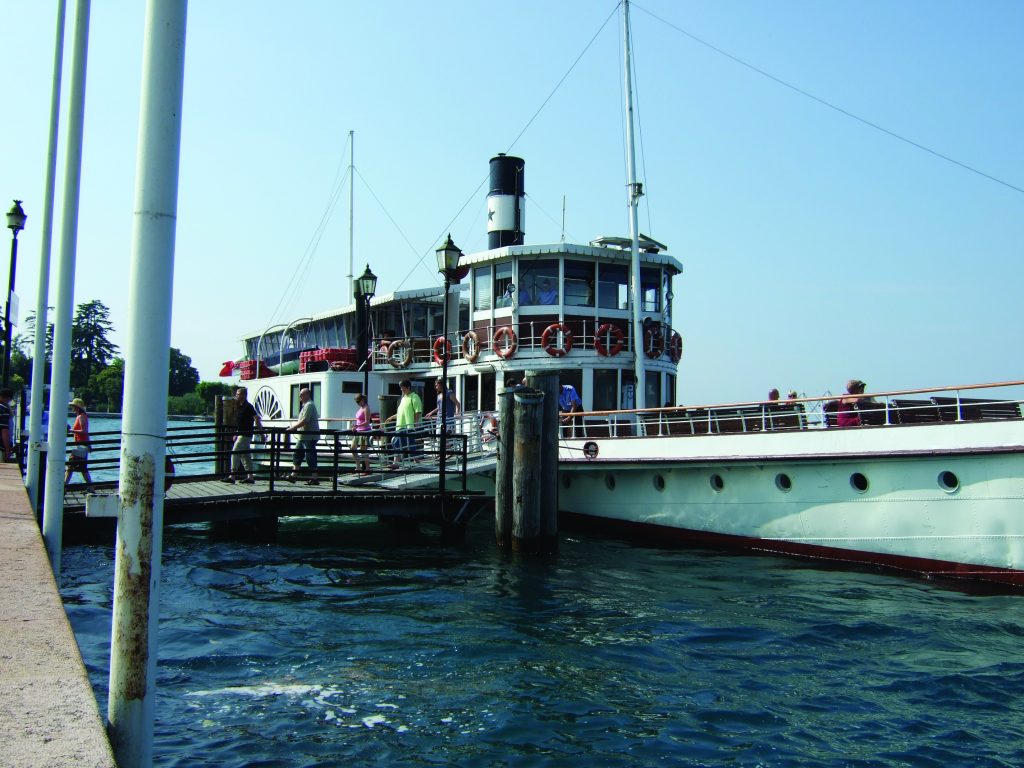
[[226, 1, 1024, 589]]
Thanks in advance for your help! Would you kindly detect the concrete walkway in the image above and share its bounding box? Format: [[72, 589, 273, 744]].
[[0, 463, 116, 767]]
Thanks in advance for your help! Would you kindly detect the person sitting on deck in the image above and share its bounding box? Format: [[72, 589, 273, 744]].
[[64, 398, 92, 486], [837, 379, 867, 427]]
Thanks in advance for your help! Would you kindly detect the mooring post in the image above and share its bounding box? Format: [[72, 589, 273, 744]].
[[107, 3, 188, 767], [218, 395, 238, 477], [526, 371, 559, 552], [512, 387, 546, 553], [495, 388, 516, 548]]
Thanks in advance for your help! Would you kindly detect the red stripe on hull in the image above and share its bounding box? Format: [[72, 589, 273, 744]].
[[561, 511, 1024, 592]]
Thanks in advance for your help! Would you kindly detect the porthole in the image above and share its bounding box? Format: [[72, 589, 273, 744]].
[[938, 471, 959, 493], [605, 475, 616, 491], [710, 474, 724, 492], [850, 472, 869, 493], [562, 474, 572, 489], [775, 473, 792, 492], [653, 475, 666, 492]]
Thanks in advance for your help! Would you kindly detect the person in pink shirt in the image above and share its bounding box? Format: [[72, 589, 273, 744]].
[[352, 394, 372, 475]]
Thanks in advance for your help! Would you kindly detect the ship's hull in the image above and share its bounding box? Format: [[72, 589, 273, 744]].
[[559, 420, 1024, 588]]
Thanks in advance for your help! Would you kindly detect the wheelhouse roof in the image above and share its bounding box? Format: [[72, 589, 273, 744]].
[[459, 241, 684, 274]]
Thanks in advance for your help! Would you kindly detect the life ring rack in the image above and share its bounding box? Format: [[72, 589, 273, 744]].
[[387, 339, 413, 368], [493, 326, 518, 359], [644, 325, 665, 359], [668, 331, 683, 363], [594, 323, 625, 357], [461, 330, 481, 363], [432, 336, 452, 365], [541, 323, 573, 357]]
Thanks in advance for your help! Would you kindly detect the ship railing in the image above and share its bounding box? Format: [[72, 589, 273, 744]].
[[371, 319, 683, 367], [560, 380, 1024, 440]]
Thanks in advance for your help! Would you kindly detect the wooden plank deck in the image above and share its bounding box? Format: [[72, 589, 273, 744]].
[[62, 453, 497, 527]]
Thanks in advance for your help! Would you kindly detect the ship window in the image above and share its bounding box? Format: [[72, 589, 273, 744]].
[[665, 375, 676, 407], [938, 471, 959, 493], [850, 473, 869, 493], [710, 473, 724, 492], [494, 263, 514, 308], [519, 259, 558, 306], [641, 268, 661, 312], [593, 369, 618, 411], [775, 473, 792, 492], [480, 371, 496, 411], [598, 263, 628, 310], [653, 475, 666, 491], [565, 260, 595, 307], [645, 372, 661, 409], [290, 382, 322, 418], [474, 266, 492, 311], [605, 474, 616, 491]]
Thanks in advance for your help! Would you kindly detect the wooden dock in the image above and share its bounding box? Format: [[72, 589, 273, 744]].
[[61, 454, 496, 530]]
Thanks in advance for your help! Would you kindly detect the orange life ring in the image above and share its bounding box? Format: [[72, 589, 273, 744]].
[[644, 325, 665, 359], [594, 323, 624, 357], [432, 336, 452, 365], [493, 326, 518, 359], [668, 331, 683, 363], [461, 330, 480, 363], [388, 339, 413, 368], [541, 323, 573, 357]]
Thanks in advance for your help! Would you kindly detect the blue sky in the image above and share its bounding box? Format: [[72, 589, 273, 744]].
[[2, 0, 1022, 404]]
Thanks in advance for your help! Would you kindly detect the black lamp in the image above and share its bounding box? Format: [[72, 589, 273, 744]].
[[3, 201, 27, 389], [433, 234, 463, 493]]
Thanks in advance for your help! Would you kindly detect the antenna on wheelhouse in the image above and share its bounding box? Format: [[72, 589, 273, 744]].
[[623, 0, 646, 410], [348, 130, 355, 298]]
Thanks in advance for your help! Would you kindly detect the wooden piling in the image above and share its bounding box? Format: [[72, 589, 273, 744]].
[[512, 387, 547, 553], [526, 371, 559, 552], [495, 389, 515, 549], [216, 395, 238, 477]]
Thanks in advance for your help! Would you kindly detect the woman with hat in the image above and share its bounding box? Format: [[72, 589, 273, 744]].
[[65, 398, 92, 486]]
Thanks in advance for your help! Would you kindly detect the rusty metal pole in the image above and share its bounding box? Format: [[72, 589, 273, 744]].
[[107, 3, 187, 766]]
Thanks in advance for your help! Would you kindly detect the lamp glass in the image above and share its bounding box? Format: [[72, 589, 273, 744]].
[[435, 234, 461, 275], [356, 264, 377, 299], [6, 201, 26, 233]]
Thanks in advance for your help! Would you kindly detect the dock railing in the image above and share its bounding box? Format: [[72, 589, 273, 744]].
[[64, 420, 473, 494]]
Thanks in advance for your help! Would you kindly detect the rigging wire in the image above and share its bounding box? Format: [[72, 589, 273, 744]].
[[263, 133, 354, 329], [389, 1, 622, 294], [632, 1, 1024, 196]]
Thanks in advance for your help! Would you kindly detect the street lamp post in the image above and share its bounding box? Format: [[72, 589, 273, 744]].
[[4, 201, 27, 389], [434, 234, 463, 494], [353, 264, 377, 396]]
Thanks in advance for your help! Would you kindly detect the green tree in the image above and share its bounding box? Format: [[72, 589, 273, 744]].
[[168, 347, 200, 396], [71, 300, 118, 389], [13, 310, 54, 386], [167, 392, 204, 415], [84, 357, 126, 413], [195, 381, 233, 412]]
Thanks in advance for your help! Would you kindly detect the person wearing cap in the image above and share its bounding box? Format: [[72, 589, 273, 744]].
[[65, 397, 92, 485]]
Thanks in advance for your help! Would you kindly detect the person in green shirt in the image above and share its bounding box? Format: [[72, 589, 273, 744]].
[[384, 379, 422, 462]]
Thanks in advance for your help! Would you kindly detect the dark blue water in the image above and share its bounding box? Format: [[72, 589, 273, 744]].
[[61, 516, 1024, 767]]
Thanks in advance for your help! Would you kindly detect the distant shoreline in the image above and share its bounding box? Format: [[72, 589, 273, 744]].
[[87, 412, 213, 422]]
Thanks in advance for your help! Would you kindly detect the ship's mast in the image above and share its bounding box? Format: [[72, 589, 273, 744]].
[[348, 129, 355, 299], [623, 0, 645, 410]]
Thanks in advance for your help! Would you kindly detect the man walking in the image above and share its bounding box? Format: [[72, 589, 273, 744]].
[[286, 387, 320, 485], [225, 387, 262, 484], [384, 379, 422, 465]]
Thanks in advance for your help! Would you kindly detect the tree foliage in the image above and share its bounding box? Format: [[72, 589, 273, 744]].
[[168, 347, 200, 397], [71, 300, 118, 389]]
